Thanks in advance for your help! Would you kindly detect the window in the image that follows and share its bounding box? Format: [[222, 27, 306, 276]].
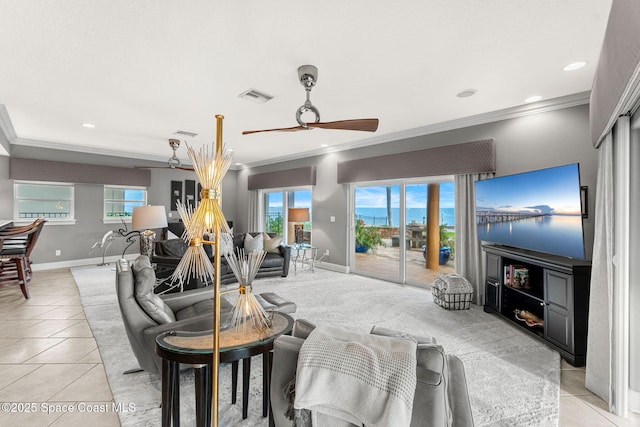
[[14, 181, 75, 222], [104, 186, 147, 221], [262, 187, 312, 244]]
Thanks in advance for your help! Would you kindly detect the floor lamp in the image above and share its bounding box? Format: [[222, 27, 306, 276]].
[[171, 115, 232, 427]]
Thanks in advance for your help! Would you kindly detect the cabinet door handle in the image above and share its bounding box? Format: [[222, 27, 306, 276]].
[[540, 302, 545, 306]]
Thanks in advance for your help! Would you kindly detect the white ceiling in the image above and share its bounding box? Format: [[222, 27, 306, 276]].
[[0, 1, 612, 168]]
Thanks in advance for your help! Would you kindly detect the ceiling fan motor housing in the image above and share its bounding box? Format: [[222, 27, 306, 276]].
[[296, 65, 320, 126]]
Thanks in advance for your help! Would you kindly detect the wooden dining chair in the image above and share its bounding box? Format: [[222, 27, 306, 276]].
[[0, 219, 46, 299]]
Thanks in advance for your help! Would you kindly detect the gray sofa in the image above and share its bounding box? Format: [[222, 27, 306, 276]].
[[270, 319, 474, 427], [153, 232, 290, 286]]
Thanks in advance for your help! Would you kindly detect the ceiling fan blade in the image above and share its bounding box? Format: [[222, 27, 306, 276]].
[[307, 118, 379, 132], [242, 125, 310, 135]]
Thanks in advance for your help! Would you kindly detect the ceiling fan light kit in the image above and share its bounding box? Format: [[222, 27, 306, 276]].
[[242, 64, 379, 135]]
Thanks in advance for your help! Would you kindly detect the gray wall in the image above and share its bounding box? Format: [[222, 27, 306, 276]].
[[2, 146, 237, 264], [236, 104, 597, 266], [2, 104, 596, 266]]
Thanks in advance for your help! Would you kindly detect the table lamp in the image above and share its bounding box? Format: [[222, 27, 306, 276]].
[[132, 205, 168, 258], [288, 207, 309, 244]]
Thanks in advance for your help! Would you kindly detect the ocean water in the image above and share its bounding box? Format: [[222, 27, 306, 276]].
[[266, 207, 455, 227], [355, 207, 455, 227]]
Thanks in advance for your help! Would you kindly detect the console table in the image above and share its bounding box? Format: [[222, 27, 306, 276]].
[[155, 312, 293, 426]]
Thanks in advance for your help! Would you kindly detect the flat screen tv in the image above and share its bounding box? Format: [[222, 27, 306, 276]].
[[475, 163, 586, 259]]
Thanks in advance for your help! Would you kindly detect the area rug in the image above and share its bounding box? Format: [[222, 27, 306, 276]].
[[71, 264, 560, 426]]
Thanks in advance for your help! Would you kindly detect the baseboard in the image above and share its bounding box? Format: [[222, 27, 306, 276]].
[[316, 261, 349, 274], [32, 254, 139, 271]]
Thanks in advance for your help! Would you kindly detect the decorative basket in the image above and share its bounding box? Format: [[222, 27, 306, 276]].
[[432, 274, 473, 310]]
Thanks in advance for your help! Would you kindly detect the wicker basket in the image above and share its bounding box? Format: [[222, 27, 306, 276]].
[[432, 274, 473, 310]]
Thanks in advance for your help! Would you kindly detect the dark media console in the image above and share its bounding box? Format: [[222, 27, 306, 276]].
[[483, 244, 591, 366]]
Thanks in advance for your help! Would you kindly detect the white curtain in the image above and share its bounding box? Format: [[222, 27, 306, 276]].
[[247, 190, 261, 232], [454, 172, 493, 305], [585, 131, 615, 405]]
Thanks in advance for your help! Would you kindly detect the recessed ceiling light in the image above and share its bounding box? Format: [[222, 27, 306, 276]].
[[321, 144, 329, 148], [81, 123, 95, 128], [563, 61, 587, 71], [524, 95, 543, 103], [456, 89, 477, 98]]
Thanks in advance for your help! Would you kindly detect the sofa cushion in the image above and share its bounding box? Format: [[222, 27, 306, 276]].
[[175, 299, 213, 320], [244, 232, 264, 252], [233, 233, 246, 249], [261, 252, 285, 268], [132, 256, 176, 324], [263, 233, 283, 253], [155, 239, 188, 257]]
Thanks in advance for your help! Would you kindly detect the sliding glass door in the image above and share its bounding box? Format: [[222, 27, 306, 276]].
[[352, 178, 455, 287], [353, 184, 400, 282]]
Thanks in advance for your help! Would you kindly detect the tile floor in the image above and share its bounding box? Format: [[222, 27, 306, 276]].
[[0, 267, 639, 426]]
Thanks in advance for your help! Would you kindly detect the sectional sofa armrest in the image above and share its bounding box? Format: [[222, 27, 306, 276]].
[[446, 355, 474, 427], [161, 286, 214, 312], [279, 244, 291, 276]]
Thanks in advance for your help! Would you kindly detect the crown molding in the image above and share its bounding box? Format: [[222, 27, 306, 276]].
[[0, 105, 18, 142], [3, 92, 590, 169], [242, 91, 591, 169], [12, 137, 173, 164]]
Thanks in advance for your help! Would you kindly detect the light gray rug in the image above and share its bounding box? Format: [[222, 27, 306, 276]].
[[71, 264, 560, 427]]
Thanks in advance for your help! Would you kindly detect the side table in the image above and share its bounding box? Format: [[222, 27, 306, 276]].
[[155, 312, 294, 426], [289, 244, 318, 274]]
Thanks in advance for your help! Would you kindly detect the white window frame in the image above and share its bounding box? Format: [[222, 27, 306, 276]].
[[13, 180, 76, 225], [260, 186, 313, 244], [103, 185, 148, 224]]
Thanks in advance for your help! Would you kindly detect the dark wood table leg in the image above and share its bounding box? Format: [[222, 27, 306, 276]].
[[171, 362, 180, 427], [231, 360, 238, 404], [262, 351, 269, 417], [205, 364, 212, 427], [161, 359, 171, 427], [268, 350, 275, 427], [242, 357, 250, 419], [195, 366, 206, 427]]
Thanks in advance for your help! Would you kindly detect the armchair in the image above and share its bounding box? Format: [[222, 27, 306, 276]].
[[270, 320, 474, 427], [115, 255, 233, 374]]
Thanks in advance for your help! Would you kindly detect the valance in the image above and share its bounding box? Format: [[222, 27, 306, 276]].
[[10, 158, 150, 186], [337, 139, 495, 184]]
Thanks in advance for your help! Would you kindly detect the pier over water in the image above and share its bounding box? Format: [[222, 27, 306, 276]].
[[476, 211, 545, 224]]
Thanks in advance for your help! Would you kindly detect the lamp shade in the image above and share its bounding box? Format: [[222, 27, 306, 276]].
[[288, 207, 309, 222], [132, 206, 168, 231]]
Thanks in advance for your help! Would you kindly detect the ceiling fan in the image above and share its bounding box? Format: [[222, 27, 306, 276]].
[[242, 65, 379, 135], [136, 139, 194, 171]]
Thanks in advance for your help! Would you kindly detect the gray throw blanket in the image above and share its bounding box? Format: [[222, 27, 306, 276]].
[[293, 324, 417, 426]]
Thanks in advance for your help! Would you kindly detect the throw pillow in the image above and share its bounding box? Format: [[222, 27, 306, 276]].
[[263, 233, 282, 253], [132, 257, 176, 324], [244, 233, 264, 252]]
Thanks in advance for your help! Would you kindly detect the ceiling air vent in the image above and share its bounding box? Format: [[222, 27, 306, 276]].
[[174, 130, 198, 138], [238, 88, 274, 104]]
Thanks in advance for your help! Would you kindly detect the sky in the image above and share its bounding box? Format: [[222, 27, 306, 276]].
[[354, 182, 455, 209]]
